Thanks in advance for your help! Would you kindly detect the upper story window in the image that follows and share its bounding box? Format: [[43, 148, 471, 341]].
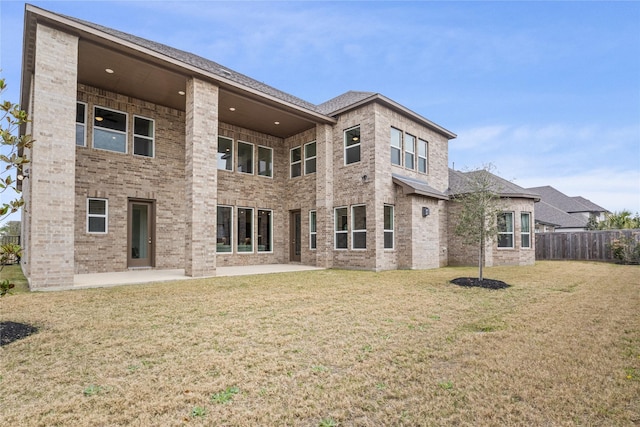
[[521, 212, 531, 248], [404, 134, 415, 170], [258, 146, 273, 178], [217, 136, 233, 171], [418, 139, 428, 174], [133, 116, 154, 157], [237, 141, 253, 174], [76, 102, 87, 147], [497, 212, 514, 248], [304, 141, 316, 174], [390, 127, 402, 166], [344, 126, 361, 165], [290, 146, 302, 178], [93, 106, 127, 153], [87, 198, 108, 234]]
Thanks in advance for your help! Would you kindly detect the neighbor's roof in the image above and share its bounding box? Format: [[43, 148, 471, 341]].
[[447, 168, 540, 200], [526, 186, 608, 214], [534, 200, 588, 229], [392, 174, 449, 200]]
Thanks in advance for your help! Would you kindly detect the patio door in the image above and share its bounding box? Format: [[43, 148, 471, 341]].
[[290, 210, 301, 262], [128, 200, 155, 268]]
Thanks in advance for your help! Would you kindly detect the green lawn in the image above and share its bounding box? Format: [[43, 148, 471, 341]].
[[1, 261, 638, 426]]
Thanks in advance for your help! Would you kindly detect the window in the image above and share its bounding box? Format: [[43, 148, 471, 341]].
[[217, 136, 233, 171], [384, 205, 394, 249], [87, 198, 107, 233], [258, 146, 273, 177], [405, 134, 415, 170], [304, 141, 316, 174], [521, 212, 531, 248], [76, 102, 86, 146], [309, 210, 317, 250], [334, 207, 348, 249], [237, 141, 253, 174], [418, 139, 428, 173], [344, 126, 361, 164], [290, 146, 302, 178], [237, 207, 253, 252], [497, 212, 514, 248], [390, 127, 402, 166], [257, 210, 272, 252], [133, 116, 154, 157], [352, 205, 366, 250], [93, 106, 127, 153], [216, 206, 233, 252]]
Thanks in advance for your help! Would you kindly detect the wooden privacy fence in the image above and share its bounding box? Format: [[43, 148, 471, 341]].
[[535, 229, 640, 261]]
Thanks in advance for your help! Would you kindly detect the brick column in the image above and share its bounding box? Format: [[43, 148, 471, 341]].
[[315, 123, 334, 268], [184, 78, 218, 276], [28, 24, 78, 289]]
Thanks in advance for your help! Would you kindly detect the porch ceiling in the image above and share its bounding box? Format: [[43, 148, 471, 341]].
[[77, 40, 318, 138]]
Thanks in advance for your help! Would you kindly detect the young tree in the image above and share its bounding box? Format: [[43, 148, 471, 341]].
[[0, 76, 34, 296], [452, 164, 505, 281]]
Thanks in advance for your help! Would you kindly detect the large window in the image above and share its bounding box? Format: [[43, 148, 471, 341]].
[[352, 205, 366, 250], [216, 206, 233, 252], [418, 139, 428, 173], [87, 198, 108, 234], [309, 210, 317, 250], [237, 207, 253, 252], [498, 212, 514, 248], [334, 207, 348, 249], [304, 141, 316, 174], [404, 134, 415, 170], [290, 146, 302, 178], [93, 106, 127, 153], [344, 126, 361, 164], [258, 146, 273, 177], [217, 137, 233, 171], [257, 210, 272, 252], [384, 205, 394, 249], [76, 102, 86, 147], [390, 127, 402, 166], [521, 212, 531, 248], [133, 116, 154, 157], [237, 141, 253, 174]]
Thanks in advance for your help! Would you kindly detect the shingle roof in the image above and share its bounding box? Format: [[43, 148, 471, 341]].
[[317, 91, 377, 115], [392, 174, 448, 200], [534, 200, 588, 228], [572, 196, 608, 212], [526, 186, 597, 213], [448, 169, 540, 200]]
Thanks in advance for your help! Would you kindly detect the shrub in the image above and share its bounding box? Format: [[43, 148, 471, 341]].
[[609, 234, 640, 265]]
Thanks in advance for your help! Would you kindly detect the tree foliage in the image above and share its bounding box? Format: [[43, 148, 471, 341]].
[[452, 164, 505, 281], [598, 210, 640, 230]]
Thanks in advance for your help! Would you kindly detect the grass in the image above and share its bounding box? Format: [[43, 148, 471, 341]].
[[0, 261, 638, 426]]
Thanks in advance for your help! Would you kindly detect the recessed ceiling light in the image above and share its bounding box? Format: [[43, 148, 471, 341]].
[[105, 68, 114, 74], [274, 121, 280, 125], [95, 116, 104, 122], [178, 90, 186, 96], [229, 107, 236, 111]]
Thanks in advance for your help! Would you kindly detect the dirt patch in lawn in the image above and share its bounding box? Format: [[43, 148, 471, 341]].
[[0, 321, 38, 346], [450, 277, 510, 290]]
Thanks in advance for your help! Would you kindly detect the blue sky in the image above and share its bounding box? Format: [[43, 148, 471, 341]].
[[1, 0, 639, 215]]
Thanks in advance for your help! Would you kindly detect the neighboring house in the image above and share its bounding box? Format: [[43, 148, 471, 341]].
[[19, 5, 534, 290], [447, 169, 539, 267], [526, 186, 608, 232]]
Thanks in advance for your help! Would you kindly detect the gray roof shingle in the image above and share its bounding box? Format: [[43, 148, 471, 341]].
[[448, 169, 540, 200]]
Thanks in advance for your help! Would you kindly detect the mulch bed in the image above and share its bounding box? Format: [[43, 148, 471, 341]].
[[0, 321, 38, 347], [450, 277, 511, 290]]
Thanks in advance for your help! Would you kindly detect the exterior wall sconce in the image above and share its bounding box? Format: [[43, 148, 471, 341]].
[[422, 207, 430, 217], [17, 169, 30, 181]]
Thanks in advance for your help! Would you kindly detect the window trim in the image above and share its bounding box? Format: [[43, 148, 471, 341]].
[[290, 146, 302, 178], [309, 210, 317, 250], [351, 204, 367, 250], [521, 212, 531, 249], [133, 115, 155, 158], [497, 212, 515, 249], [237, 140, 254, 175], [390, 127, 402, 166], [344, 125, 361, 165], [384, 204, 394, 250], [237, 206, 254, 253], [304, 141, 317, 175], [217, 136, 234, 172], [216, 205, 233, 253], [334, 206, 348, 250], [93, 105, 128, 154], [257, 209, 273, 253], [257, 145, 273, 178], [87, 198, 108, 234], [404, 133, 416, 170], [418, 138, 428, 174], [76, 101, 87, 147]]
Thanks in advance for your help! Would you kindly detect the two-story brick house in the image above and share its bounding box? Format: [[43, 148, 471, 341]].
[[19, 5, 536, 290]]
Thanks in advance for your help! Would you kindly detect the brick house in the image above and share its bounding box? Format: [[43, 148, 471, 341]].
[[19, 5, 537, 290]]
